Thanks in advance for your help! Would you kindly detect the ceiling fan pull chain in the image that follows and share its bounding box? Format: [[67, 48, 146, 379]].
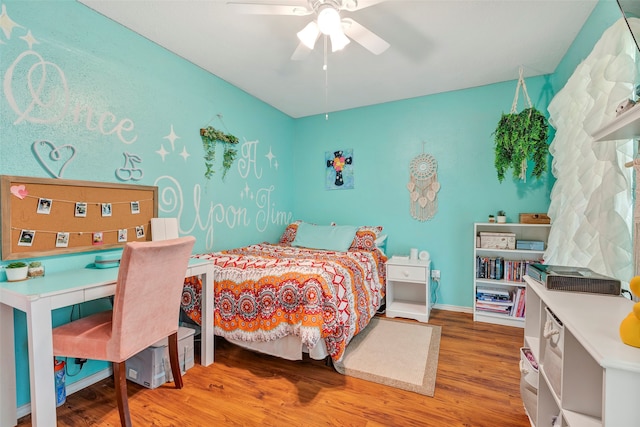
[[324, 35, 330, 120]]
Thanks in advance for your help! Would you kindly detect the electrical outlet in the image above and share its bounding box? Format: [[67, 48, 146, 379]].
[[431, 270, 440, 280]]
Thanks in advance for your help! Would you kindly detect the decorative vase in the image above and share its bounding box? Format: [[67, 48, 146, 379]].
[[6, 266, 28, 282]]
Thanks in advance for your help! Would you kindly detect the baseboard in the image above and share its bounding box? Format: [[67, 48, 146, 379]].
[[16, 367, 113, 419], [432, 303, 472, 313]]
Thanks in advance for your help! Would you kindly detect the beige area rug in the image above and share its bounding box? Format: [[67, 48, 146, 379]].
[[334, 316, 441, 396]]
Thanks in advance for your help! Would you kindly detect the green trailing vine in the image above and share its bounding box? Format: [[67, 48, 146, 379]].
[[493, 107, 549, 182], [200, 126, 239, 181]]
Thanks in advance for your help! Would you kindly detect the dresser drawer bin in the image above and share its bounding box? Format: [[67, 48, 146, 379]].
[[519, 347, 539, 389], [387, 265, 427, 282]]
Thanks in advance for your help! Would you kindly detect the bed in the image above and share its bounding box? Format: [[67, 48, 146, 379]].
[[180, 221, 387, 362]]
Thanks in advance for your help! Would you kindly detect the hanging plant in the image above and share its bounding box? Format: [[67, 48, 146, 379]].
[[200, 126, 239, 181], [493, 69, 549, 183], [494, 107, 549, 182]]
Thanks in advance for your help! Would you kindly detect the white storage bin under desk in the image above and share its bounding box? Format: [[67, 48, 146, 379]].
[[125, 326, 195, 389]]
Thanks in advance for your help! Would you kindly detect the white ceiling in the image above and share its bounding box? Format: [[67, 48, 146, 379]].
[[78, 0, 600, 118]]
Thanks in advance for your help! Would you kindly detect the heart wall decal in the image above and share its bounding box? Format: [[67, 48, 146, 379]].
[[32, 140, 77, 178], [10, 185, 28, 199]]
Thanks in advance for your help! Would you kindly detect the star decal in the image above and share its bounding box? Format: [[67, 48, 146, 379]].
[[156, 144, 169, 162], [0, 5, 22, 39], [241, 183, 251, 200], [274, 160, 279, 170], [265, 147, 276, 167], [179, 146, 190, 161], [163, 125, 180, 151], [19, 30, 38, 49]]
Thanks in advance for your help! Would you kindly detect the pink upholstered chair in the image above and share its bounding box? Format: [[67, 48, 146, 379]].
[[52, 236, 196, 427]]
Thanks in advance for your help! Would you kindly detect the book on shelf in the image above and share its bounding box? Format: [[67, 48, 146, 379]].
[[515, 287, 526, 318], [510, 288, 522, 316], [476, 286, 510, 299], [476, 301, 513, 314], [476, 256, 543, 282], [475, 286, 527, 318]]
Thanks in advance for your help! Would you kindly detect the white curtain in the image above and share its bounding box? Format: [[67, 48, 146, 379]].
[[545, 18, 638, 282]]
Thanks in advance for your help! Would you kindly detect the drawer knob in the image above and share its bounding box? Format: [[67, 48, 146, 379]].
[[402, 270, 409, 277]]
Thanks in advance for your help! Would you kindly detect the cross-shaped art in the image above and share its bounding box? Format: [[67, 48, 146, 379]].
[[325, 149, 354, 190]]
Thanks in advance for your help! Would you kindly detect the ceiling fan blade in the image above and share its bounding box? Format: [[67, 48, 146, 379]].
[[226, 1, 312, 16], [342, 18, 389, 55], [291, 42, 313, 61]]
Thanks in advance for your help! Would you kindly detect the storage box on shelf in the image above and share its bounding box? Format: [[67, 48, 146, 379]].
[[473, 222, 551, 327], [522, 276, 640, 427]]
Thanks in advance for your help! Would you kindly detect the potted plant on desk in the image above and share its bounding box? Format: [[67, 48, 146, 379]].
[[5, 261, 28, 281]]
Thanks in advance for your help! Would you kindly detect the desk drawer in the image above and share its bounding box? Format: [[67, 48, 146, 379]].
[[387, 265, 427, 282], [51, 290, 85, 309], [85, 284, 116, 300]]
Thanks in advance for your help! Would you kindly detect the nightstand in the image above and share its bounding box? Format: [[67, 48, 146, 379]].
[[385, 257, 431, 323]]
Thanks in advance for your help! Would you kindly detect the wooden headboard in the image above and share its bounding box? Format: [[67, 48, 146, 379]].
[[1, 175, 158, 260]]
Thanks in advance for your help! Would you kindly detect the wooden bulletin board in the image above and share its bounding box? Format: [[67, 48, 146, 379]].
[[1, 175, 158, 260]]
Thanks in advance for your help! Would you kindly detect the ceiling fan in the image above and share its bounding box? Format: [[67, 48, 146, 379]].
[[227, 0, 390, 60]]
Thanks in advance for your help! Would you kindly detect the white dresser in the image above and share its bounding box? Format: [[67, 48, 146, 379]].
[[522, 276, 640, 427]]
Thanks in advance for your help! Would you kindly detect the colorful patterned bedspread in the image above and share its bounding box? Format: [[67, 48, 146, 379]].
[[181, 243, 386, 362]]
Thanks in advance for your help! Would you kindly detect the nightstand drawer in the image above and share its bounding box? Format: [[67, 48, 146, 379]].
[[387, 265, 427, 282]]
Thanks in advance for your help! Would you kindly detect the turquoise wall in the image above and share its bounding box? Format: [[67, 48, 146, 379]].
[[292, 77, 554, 309], [0, 0, 293, 407], [0, 0, 625, 410], [552, 0, 626, 93]]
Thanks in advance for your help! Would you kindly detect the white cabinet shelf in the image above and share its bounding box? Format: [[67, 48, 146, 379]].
[[592, 106, 640, 141], [473, 222, 551, 328], [522, 276, 640, 427], [385, 257, 430, 323]]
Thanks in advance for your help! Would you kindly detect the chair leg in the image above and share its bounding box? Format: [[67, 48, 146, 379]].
[[168, 331, 184, 389], [113, 361, 132, 427]]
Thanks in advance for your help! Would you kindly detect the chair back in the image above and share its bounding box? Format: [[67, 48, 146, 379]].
[[110, 236, 195, 361]]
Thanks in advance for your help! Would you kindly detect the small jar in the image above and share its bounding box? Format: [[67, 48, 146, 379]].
[[28, 262, 45, 278]]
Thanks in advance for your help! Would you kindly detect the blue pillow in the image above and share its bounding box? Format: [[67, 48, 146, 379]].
[[292, 223, 357, 252]]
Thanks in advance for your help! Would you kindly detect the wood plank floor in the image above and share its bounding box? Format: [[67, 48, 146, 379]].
[[18, 310, 531, 426]]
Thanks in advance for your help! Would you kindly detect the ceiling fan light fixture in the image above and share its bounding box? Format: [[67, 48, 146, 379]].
[[330, 30, 350, 52], [297, 21, 320, 49], [317, 6, 341, 35]]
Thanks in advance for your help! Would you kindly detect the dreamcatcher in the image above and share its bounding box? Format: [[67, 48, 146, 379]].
[[408, 152, 440, 221]]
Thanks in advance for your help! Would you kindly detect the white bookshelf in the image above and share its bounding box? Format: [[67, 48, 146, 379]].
[[473, 222, 551, 328]]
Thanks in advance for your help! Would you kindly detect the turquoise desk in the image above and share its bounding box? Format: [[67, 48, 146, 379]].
[[0, 258, 214, 427]]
